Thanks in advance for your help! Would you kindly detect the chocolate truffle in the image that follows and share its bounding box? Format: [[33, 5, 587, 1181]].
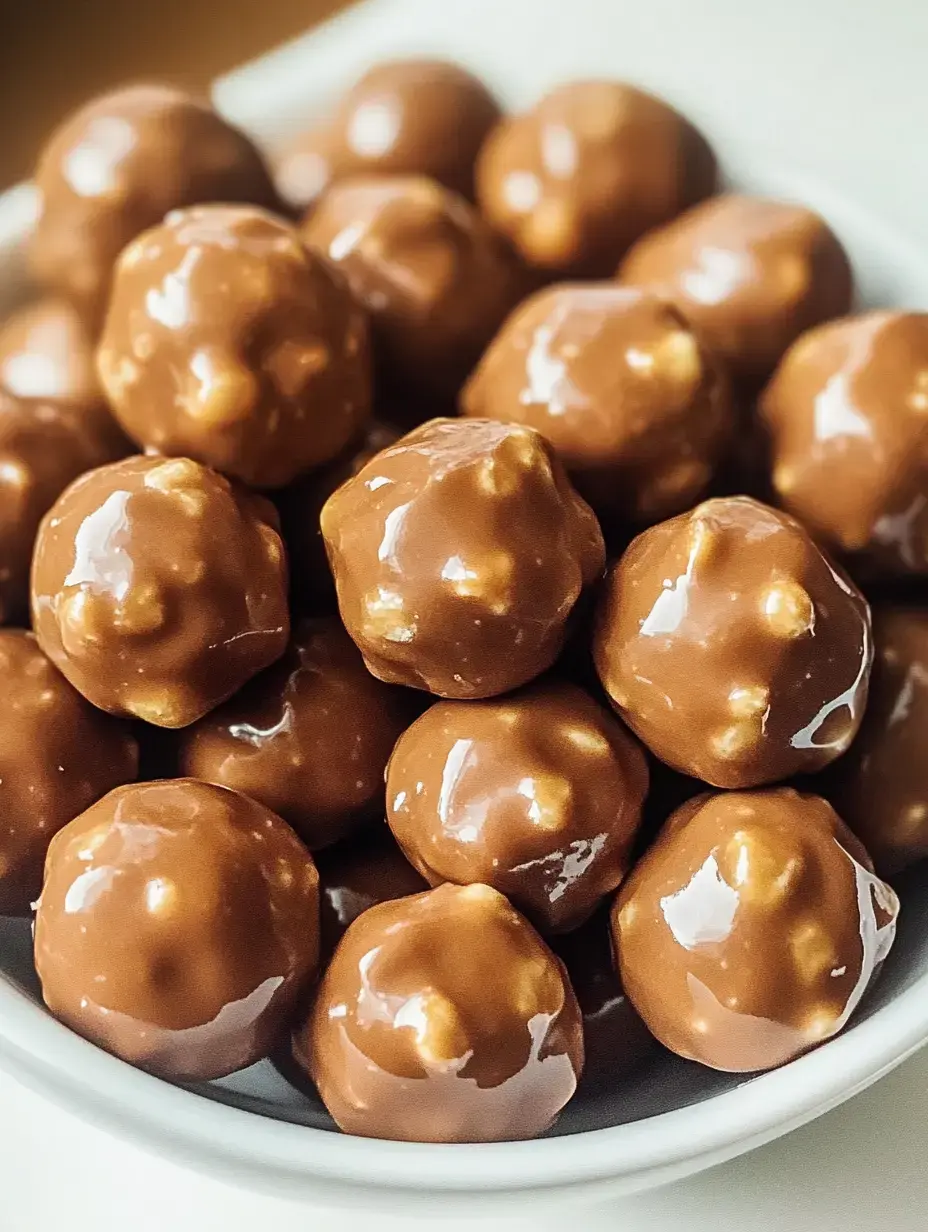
[[476, 80, 716, 277], [614, 788, 899, 1072], [30, 84, 278, 322], [0, 390, 125, 624], [618, 194, 853, 384], [302, 176, 522, 401], [760, 312, 928, 575], [386, 680, 647, 932], [593, 496, 872, 787], [461, 284, 733, 523], [31, 455, 289, 727], [316, 831, 427, 959], [273, 59, 500, 212], [97, 205, 371, 489], [828, 606, 928, 875], [35, 779, 319, 1080], [321, 418, 605, 698], [298, 882, 583, 1141], [178, 618, 414, 850], [0, 630, 138, 915]]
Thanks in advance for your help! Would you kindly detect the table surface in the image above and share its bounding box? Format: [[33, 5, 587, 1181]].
[[2, 1045, 926, 1231]]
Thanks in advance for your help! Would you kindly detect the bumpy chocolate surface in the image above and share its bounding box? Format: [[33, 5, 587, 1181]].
[[178, 618, 413, 850], [828, 606, 928, 875], [386, 680, 647, 932], [614, 788, 899, 1072], [0, 630, 137, 915], [618, 194, 853, 384], [321, 418, 605, 698], [298, 882, 583, 1141], [761, 312, 928, 576], [461, 284, 733, 523], [593, 496, 872, 787], [30, 85, 278, 322], [476, 80, 716, 277], [31, 455, 289, 727], [35, 779, 319, 1079], [0, 390, 125, 624], [97, 205, 371, 489], [302, 175, 522, 401], [274, 59, 500, 212]]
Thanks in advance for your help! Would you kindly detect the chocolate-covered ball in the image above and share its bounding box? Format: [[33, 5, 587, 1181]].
[[593, 496, 872, 787], [0, 390, 125, 624], [0, 630, 138, 915], [386, 680, 647, 932], [614, 789, 899, 1072], [461, 284, 733, 524], [298, 882, 583, 1141], [35, 779, 319, 1079], [760, 312, 928, 576], [30, 85, 278, 322], [97, 205, 371, 489], [476, 80, 716, 278], [178, 618, 413, 850], [321, 418, 605, 698], [828, 607, 928, 875], [274, 59, 500, 212], [31, 455, 289, 727], [302, 176, 522, 401], [618, 194, 853, 385]]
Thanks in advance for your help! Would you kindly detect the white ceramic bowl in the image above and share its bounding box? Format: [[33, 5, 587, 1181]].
[[1, 0, 928, 1211]]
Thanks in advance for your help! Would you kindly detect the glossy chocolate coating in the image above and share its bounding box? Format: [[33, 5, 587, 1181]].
[[31, 455, 289, 727], [302, 175, 523, 401], [761, 312, 928, 576], [828, 607, 928, 875], [618, 194, 853, 384], [298, 882, 583, 1141], [0, 390, 125, 624], [0, 630, 138, 915], [321, 418, 605, 698], [97, 205, 371, 489], [614, 788, 899, 1072], [476, 80, 716, 278], [30, 85, 278, 322], [35, 779, 319, 1079], [386, 680, 647, 932], [461, 284, 733, 524], [178, 618, 414, 850], [273, 59, 500, 212], [593, 496, 872, 787], [316, 831, 427, 959]]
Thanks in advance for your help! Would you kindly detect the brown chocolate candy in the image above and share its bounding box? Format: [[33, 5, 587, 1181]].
[[30, 85, 278, 323], [386, 680, 647, 932], [35, 779, 319, 1079], [302, 175, 523, 402], [828, 606, 928, 875], [760, 312, 928, 576], [0, 630, 138, 915], [476, 80, 716, 278], [614, 789, 899, 1072], [461, 284, 733, 524], [97, 205, 371, 489], [321, 418, 605, 698], [273, 59, 500, 212], [0, 390, 125, 624], [298, 882, 583, 1141], [618, 194, 853, 385], [178, 618, 413, 850], [593, 496, 872, 787], [31, 455, 289, 728]]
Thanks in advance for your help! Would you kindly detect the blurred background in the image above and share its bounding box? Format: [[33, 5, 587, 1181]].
[[0, 0, 355, 186]]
